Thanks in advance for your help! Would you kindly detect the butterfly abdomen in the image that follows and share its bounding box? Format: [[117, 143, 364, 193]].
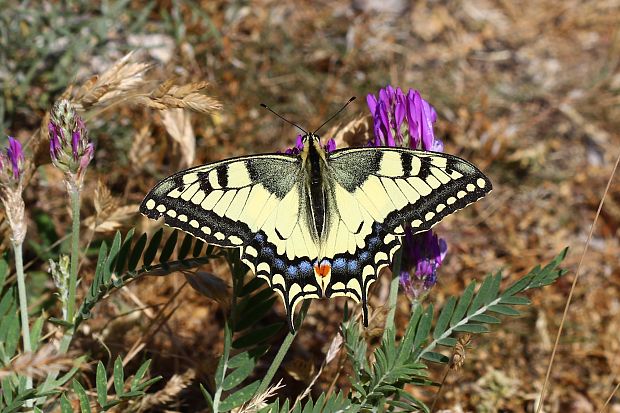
[[306, 137, 327, 238]]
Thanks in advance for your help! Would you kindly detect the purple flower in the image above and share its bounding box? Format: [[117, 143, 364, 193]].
[[48, 100, 94, 190], [398, 230, 447, 301], [367, 85, 448, 299], [283, 134, 337, 154], [367, 86, 442, 151], [0, 137, 27, 243], [6, 137, 24, 181]]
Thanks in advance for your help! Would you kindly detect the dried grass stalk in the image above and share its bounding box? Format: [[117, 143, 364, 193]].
[[129, 126, 155, 172], [71, 52, 221, 115], [132, 369, 196, 412], [84, 204, 140, 233], [233, 380, 284, 413], [325, 115, 374, 148], [74, 51, 152, 111], [0, 344, 75, 379], [135, 80, 222, 114], [162, 108, 196, 167]]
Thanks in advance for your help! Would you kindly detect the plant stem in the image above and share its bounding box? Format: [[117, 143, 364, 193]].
[[383, 247, 403, 340], [38, 188, 81, 406], [66, 188, 80, 324], [255, 300, 311, 396], [13, 241, 33, 394]]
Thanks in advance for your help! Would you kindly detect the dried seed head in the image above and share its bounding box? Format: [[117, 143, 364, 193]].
[[450, 334, 472, 371], [49, 100, 94, 192]]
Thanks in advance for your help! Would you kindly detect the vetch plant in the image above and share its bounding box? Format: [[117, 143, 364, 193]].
[[0, 80, 569, 413], [0, 137, 32, 397], [0, 52, 228, 412], [367, 86, 450, 336], [48, 100, 94, 327]]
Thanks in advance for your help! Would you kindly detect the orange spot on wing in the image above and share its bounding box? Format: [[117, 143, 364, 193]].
[[314, 263, 331, 278]]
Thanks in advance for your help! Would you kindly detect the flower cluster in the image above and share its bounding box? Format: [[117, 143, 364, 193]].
[[0, 137, 27, 243], [283, 134, 337, 155], [0, 137, 25, 186], [367, 85, 447, 300], [48, 100, 94, 191], [367, 85, 443, 152], [398, 230, 447, 301]]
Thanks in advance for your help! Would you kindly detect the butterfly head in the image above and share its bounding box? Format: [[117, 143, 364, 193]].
[[301, 133, 321, 147]]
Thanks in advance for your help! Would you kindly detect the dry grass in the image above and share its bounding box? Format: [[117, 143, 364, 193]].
[[3, 0, 620, 411]]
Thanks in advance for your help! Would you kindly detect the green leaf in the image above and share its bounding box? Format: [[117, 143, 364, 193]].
[[178, 233, 194, 260], [222, 357, 255, 391], [113, 356, 124, 396], [128, 233, 148, 271], [114, 228, 135, 274], [239, 277, 267, 296], [72, 379, 92, 413], [467, 274, 495, 316], [413, 305, 433, 349], [2, 377, 13, 404], [193, 239, 205, 257], [215, 324, 232, 388], [235, 297, 277, 331], [227, 351, 251, 369], [48, 317, 74, 328], [232, 323, 283, 349], [437, 337, 458, 347], [30, 315, 45, 350], [132, 376, 162, 391], [200, 383, 214, 410], [96, 361, 107, 408], [470, 314, 501, 324], [160, 230, 178, 263], [488, 304, 521, 316], [143, 228, 164, 267], [0, 288, 15, 318], [4, 311, 19, 358], [0, 259, 8, 289], [387, 399, 417, 411], [450, 281, 475, 327], [499, 296, 531, 305], [92, 242, 108, 294], [453, 323, 489, 333], [119, 390, 145, 399], [60, 394, 73, 413], [420, 351, 450, 364], [433, 296, 456, 339], [219, 380, 260, 412], [104, 231, 123, 282], [131, 359, 151, 391], [52, 362, 82, 388]]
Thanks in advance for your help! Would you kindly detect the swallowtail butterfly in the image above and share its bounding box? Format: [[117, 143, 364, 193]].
[[141, 128, 491, 332]]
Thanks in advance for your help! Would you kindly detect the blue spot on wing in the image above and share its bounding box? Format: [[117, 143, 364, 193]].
[[333, 258, 346, 271], [299, 261, 313, 274]]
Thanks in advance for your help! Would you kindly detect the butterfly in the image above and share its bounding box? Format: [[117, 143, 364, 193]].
[[140, 133, 491, 332]]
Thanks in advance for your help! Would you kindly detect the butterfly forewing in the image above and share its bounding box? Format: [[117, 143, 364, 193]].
[[140, 154, 300, 247]]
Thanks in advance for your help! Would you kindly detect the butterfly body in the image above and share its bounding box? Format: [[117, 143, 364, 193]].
[[141, 134, 491, 331]]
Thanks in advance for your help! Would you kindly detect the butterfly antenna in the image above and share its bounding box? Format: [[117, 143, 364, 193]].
[[313, 96, 356, 135], [260, 103, 308, 135]]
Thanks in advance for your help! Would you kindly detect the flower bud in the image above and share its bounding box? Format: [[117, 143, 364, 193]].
[[49, 100, 94, 191]]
